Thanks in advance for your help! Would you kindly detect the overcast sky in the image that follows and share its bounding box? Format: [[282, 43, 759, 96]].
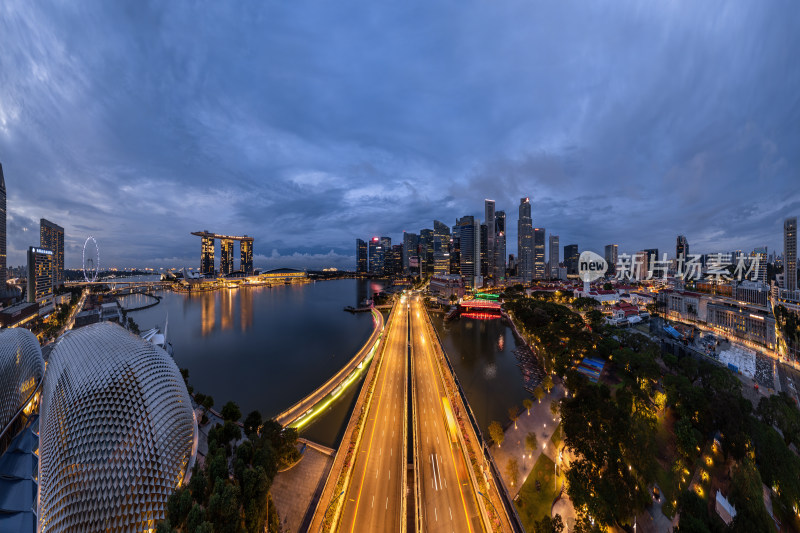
[[0, 1, 797, 270]]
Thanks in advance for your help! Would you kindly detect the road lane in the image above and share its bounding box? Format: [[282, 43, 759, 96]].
[[337, 301, 408, 533]]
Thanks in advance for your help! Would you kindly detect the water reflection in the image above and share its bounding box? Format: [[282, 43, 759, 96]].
[[240, 287, 252, 331], [201, 293, 215, 336]]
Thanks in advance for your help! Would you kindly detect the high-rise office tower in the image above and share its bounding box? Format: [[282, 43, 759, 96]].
[[419, 229, 434, 277], [27, 246, 54, 303], [634, 251, 649, 280], [485, 200, 496, 283], [380, 236, 392, 251], [402, 232, 419, 274], [220, 239, 234, 275], [239, 238, 253, 274], [386, 244, 403, 276], [604, 244, 618, 277], [357, 239, 368, 273], [0, 163, 6, 288], [751, 246, 767, 284], [457, 216, 481, 288], [495, 211, 506, 281], [785, 216, 797, 292], [549, 235, 560, 278], [368, 237, 384, 275], [517, 198, 533, 282], [433, 220, 451, 276], [643, 248, 659, 277], [564, 244, 579, 276], [40, 219, 65, 286], [676, 235, 689, 262], [200, 234, 215, 275], [533, 228, 546, 280], [480, 224, 488, 278], [449, 225, 461, 275]]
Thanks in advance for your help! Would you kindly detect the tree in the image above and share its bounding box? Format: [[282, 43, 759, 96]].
[[549, 399, 560, 419], [243, 410, 263, 437], [509, 406, 520, 430], [525, 432, 538, 455], [207, 481, 243, 533], [489, 421, 504, 447], [203, 395, 215, 411], [533, 514, 565, 533], [221, 401, 242, 422], [542, 375, 555, 393], [186, 503, 206, 533], [586, 309, 604, 330], [729, 457, 772, 533], [155, 520, 174, 533], [533, 385, 546, 404], [674, 418, 701, 460], [523, 398, 534, 416], [506, 458, 519, 487]]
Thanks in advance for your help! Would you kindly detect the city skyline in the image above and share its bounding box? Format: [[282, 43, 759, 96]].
[[1, 2, 798, 270]]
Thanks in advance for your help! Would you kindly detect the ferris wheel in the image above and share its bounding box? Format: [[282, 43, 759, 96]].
[[82, 236, 100, 283]]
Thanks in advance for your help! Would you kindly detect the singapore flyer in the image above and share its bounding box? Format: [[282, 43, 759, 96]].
[[82, 236, 100, 283]]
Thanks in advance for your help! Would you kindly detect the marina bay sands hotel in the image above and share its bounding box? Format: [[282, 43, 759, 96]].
[[191, 231, 254, 276]]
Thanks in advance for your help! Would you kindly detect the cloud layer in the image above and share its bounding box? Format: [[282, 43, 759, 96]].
[[0, 1, 797, 270]]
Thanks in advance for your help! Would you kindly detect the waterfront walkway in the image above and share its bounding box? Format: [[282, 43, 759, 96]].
[[274, 307, 384, 428]]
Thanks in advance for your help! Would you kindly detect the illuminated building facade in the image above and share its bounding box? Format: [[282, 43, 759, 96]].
[[26, 247, 53, 304], [494, 211, 506, 282], [356, 238, 368, 273], [419, 229, 433, 277], [240, 239, 253, 274], [39, 323, 197, 533], [457, 216, 481, 288], [604, 243, 617, 277], [517, 197, 533, 282], [0, 328, 43, 448], [676, 235, 689, 262], [533, 228, 546, 280], [402, 232, 418, 274], [550, 235, 560, 278], [433, 220, 451, 276], [368, 237, 384, 275], [485, 200, 495, 283], [201, 234, 215, 275], [565, 244, 579, 276], [220, 239, 234, 275], [785, 216, 797, 292], [40, 219, 64, 285]]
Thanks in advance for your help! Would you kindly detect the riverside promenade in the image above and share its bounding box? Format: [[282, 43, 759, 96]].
[[274, 307, 384, 429]]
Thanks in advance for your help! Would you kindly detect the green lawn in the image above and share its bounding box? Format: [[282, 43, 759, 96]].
[[515, 453, 564, 531]]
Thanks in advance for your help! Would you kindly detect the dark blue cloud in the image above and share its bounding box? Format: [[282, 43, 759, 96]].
[[0, 1, 797, 269]]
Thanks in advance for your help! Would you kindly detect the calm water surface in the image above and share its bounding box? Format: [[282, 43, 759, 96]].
[[122, 278, 386, 447]]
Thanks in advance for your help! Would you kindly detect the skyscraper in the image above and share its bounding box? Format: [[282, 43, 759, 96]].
[[533, 228, 546, 280], [240, 238, 253, 274], [480, 223, 488, 278], [433, 220, 451, 275], [402, 232, 419, 274], [419, 229, 434, 277], [220, 239, 234, 275], [356, 238, 368, 273], [604, 244, 618, 277], [368, 237, 384, 275], [386, 244, 403, 276], [517, 198, 533, 282], [752, 246, 767, 284], [0, 163, 6, 288], [643, 248, 659, 277], [40, 219, 64, 286], [200, 234, 215, 275], [564, 244, 579, 276], [457, 216, 481, 288], [495, 211, 506, 282], [785, 216, 797, 292], [449, 225, 461, 275], [676, 235, 689, 262], [549, 235, 560, 278], [27, 246, 54, 303], [485, 200, 495, 283]]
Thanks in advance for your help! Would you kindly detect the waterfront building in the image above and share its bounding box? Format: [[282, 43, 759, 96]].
[[240, 238, 253, 274], [356, 238, 368, 273], [40, 219, 64, 286], [495, 211, 506, 282], [604, 244, 618, 277], [785, 216, 797, 292], [429, 274, 465, 301], [549, 235, 560, 279], [368, 237, 384, 275], [485, 200, 496, 283], [0, 163, 5, 288], [220, 239, 234, 275], [419, 229, 434, 277], [456, 216, 481, 288], [564, 244, 579, 276], [261, 268, 307, 282], [533, 228, 546, 280], [517, 197, 533, 282], [200, 234, 215, 275], [26, 247, 53, 304], [39, 323, 197, 533], [402, 232, 418, 274]]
